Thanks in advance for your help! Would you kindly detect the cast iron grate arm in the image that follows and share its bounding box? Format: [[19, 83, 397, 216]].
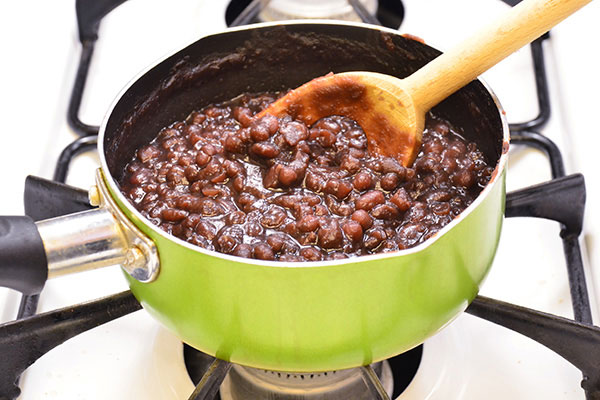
[[510, 132, 593, 326], [0, 291, 141, 400], [68, 0, 129, 137], [349, 0, 381, 25], [467, 296, 600, 399], [187, 359, 233, 400], [360, 365, 392, 400]]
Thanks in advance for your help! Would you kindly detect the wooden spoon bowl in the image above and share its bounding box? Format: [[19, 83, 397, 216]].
[[256, 71, 423, 166]]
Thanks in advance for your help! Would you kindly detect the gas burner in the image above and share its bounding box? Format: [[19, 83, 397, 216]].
[[258, 0, 377, 22], [220, 362, 393, 399], [184, 342, 423, 399], [225, 0, 404, 28]]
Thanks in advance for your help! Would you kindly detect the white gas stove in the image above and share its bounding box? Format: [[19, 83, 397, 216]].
[[1, 0, 600, 399]]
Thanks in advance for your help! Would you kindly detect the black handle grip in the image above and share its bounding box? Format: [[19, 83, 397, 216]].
[[0, 216, 47, 294]]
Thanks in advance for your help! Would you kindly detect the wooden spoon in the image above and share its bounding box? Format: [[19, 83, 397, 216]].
[[257, 0, 592, 166]]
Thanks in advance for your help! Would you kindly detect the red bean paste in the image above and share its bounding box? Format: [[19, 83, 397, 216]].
[[120, 92, 494, 262]]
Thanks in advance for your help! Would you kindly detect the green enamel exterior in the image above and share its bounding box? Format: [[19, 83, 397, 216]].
[[108, 168, 506, 372]]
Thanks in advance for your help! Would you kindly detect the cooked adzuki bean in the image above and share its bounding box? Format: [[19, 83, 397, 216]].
[[120, 91, 494, 262]]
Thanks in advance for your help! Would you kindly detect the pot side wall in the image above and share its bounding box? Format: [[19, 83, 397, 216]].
[[111, 168, 505, 372]]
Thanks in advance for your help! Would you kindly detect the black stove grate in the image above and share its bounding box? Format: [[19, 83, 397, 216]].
[[2, 1, 599, 400]]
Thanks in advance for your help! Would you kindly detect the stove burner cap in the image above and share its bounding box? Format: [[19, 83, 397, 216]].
[[225, 0, 405, 29], [220, 361, 393, 400], [259, 0, 377, 21], [184, 345, 422, 399]]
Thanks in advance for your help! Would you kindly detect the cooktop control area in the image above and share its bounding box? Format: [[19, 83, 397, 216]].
[[1, 0, 599, 399]]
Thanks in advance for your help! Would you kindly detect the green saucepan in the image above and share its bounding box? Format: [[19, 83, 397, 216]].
[[7, 21, 510, 373], [100, 20, 509, 372]]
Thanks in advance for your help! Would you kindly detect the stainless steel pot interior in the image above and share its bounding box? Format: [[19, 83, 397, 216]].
[[102, 21, 505, 182]]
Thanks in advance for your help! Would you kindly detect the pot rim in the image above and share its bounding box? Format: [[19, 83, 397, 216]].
[[98, 19, 510, 269]]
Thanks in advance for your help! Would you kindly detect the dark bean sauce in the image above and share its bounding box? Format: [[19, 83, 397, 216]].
[[119, 92, 494, 262]]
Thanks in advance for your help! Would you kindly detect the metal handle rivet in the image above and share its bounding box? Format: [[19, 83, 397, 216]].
[[88, 185, 101, 207], [124, 247, 145, 268]]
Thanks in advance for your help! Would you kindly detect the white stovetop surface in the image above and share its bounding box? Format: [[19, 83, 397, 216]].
[[1, 0, 600, 399]]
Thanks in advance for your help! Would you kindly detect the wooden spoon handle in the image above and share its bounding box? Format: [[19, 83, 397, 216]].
[[404, 0, 592, 112]]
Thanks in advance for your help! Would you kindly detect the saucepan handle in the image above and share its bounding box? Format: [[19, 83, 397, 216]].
[[0, 170, 160, 295], [35, 208, 132, 280], [0, 208, 136, 295]]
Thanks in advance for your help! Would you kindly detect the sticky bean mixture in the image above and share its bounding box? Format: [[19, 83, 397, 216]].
[[120, 92, 494, 262]]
